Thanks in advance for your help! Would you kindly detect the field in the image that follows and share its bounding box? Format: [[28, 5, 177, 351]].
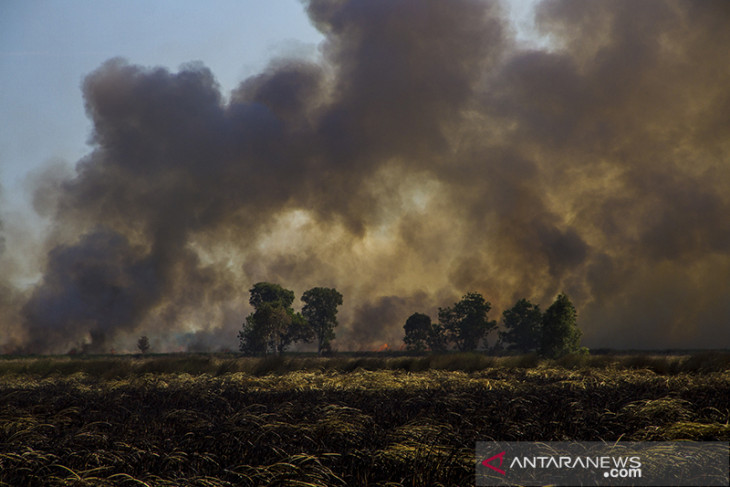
[[1, 352, 729, 486]]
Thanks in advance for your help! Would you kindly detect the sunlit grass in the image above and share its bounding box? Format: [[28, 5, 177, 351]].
[[2, 350, 729, 378], [0, 352, 728, 485]]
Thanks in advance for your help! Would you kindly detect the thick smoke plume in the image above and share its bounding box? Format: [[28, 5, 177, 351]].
[[2, 0, 730, 352]]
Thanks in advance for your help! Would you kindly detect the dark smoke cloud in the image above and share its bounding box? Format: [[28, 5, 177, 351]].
[[22, 228, 158, 352], [3, 0, 730, 352], [348, 292, 443, 351]]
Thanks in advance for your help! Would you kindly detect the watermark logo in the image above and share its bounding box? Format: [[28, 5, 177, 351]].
[[481, 451, 506, 475], [476, 441, 728, 486]]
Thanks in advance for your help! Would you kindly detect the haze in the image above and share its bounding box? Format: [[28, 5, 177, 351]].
[[1, 0, 729, 353]]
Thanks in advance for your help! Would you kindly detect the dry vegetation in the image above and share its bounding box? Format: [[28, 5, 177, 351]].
[[1, 352, 729, 486]]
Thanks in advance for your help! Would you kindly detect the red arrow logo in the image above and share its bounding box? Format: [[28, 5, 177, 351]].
[[481, 451, 506, 475]]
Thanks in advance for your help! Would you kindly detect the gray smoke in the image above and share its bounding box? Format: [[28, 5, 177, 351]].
[[3, 0, 730, 352]]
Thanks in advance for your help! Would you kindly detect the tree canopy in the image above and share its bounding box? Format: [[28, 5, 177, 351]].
[[137, 335, 150, 354], [540, 293, 582, 358], [301, 287, 343, 355], [499, 298, 543, 353], [239, 282, 311, 355], [438, 292, 496, 351], [403, 312, 432, 351], [248, 282, 295, 309]]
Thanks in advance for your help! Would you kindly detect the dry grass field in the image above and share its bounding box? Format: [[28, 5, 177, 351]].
[[1, 353, 729, 486]]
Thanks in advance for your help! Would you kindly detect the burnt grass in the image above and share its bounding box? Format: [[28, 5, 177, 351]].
[[0, 353, 729, 486]]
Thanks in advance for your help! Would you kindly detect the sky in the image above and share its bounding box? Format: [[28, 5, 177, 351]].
[[1, 0, 729, 353], [0, 0, 325, 202], [0, 0, 541, 199]]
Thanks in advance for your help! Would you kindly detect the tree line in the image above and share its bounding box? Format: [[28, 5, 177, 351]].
[[403, 292, 583, 358], [138, 283, 582, 357], [238, 282, 343, 355], [237, 282, 584, 358]]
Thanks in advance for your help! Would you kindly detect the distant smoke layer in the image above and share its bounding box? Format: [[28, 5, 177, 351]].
[[2, 0, 730, 352]]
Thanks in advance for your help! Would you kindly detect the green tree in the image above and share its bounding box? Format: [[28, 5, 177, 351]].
[[301, 287, 343, 355], [248, 282, 295, 309], [499, 298, 543, 352], [438, 292, 496, 351], [137, 335, 150, 354], [540, 293, 582, 358], [427, 322, 449, 352], [238, 312, 268, 354], [403, 312, 432, 351], [239, 282, 311, 355]]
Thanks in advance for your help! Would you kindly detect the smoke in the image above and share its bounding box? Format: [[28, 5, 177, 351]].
[[3, 0, 730, 352], [0, 196, 8, 349], [0, 187, 28, 352], [0, 213, 5, 259]]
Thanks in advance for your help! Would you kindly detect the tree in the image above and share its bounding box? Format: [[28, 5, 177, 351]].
[[248, 282, 295, 310], [499, 298, 543, 352], [239, 282, 312, 355], [238, 311, 268, 354], [137, 335, 150, 354], [403, 312, 432, 351], [540, 293, 582, 358], [438, 292, 496, 351], [427, 323, 449, 352], [301, 287, 343, 355]]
